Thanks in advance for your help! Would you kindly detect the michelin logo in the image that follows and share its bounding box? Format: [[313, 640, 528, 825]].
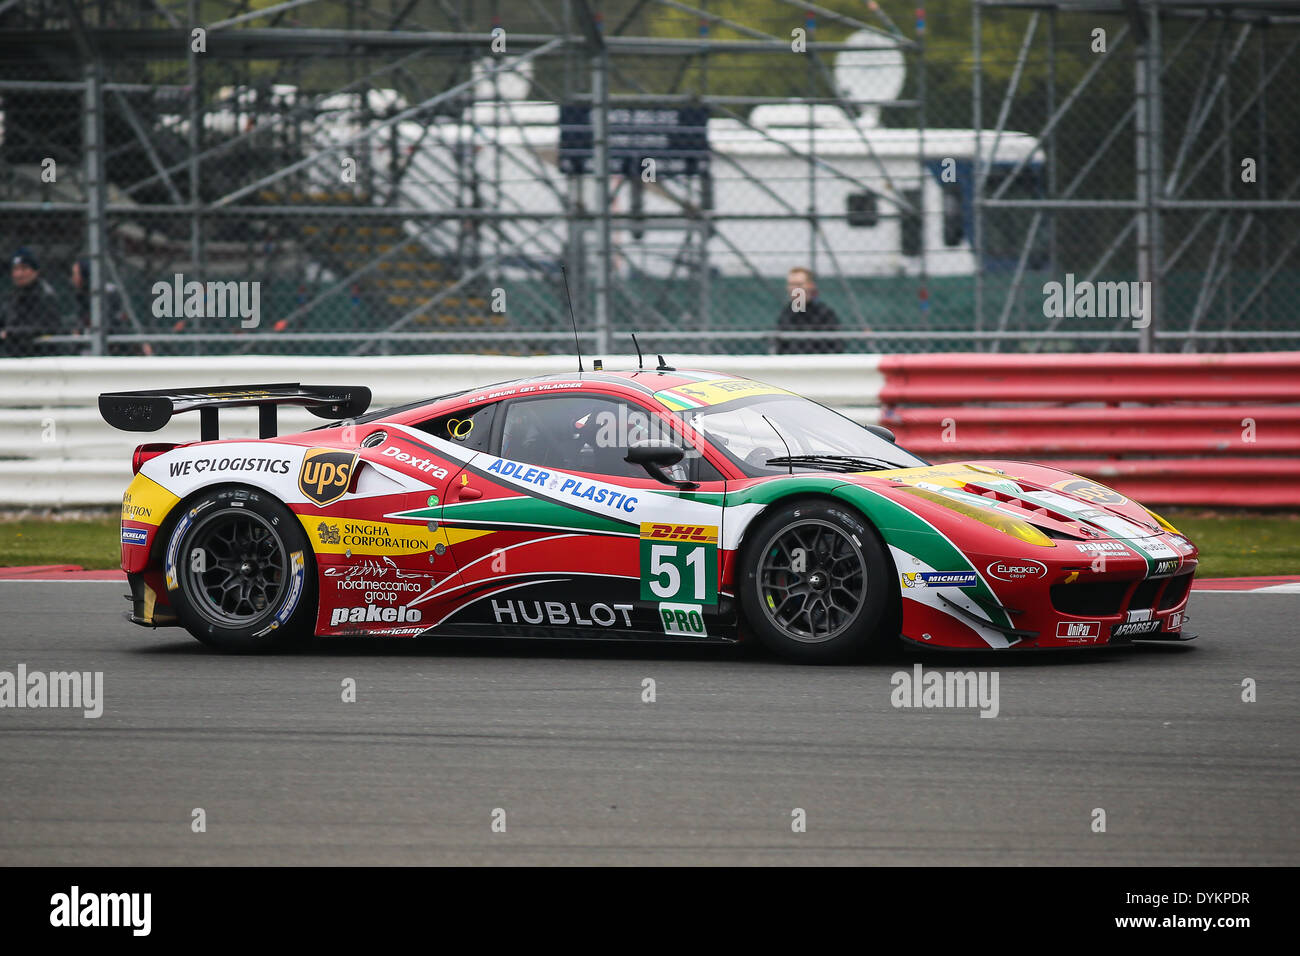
[[901, 572, 979, 589], [121, 527, 149, 546]]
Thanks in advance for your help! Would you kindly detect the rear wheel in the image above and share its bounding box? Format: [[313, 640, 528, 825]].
[[738, 499, 894, 662], [164, 487, 315, 652]]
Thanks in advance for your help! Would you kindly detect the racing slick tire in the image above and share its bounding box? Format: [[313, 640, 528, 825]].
[[738, 498, 895, 663], [163, 486, 316, 653]]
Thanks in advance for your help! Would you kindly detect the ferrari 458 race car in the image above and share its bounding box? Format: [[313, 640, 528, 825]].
[[99, 367, 1198, 661]]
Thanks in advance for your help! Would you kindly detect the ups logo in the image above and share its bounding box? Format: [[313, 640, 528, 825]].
[[299, 448, 357, 506]]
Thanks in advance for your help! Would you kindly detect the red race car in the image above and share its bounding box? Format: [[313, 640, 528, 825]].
[[100, 366, 1198, 661]]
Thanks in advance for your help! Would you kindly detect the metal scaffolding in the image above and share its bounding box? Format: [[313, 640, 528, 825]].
[[0, 0, 934, 356], [2, 1, 1295, 355], [973, 0, 1300, 351]]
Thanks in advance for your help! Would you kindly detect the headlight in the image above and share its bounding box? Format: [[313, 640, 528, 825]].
[[1144, 508, 1182, 536], [899, 487, 1056, 547]]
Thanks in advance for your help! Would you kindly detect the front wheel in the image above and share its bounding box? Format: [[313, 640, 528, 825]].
[[163, 487, 316, 652], [738, 499, 895, 663]]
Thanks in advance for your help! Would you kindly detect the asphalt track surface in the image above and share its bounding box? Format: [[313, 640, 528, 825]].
[[1, 581, 1296, 865]]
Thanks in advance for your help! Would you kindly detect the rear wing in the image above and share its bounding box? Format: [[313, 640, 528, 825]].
[[98, 383, 372, 441]]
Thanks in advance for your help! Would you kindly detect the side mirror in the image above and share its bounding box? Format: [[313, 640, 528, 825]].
[[625, 440, 697, 490], [865, 424, 896, 443]]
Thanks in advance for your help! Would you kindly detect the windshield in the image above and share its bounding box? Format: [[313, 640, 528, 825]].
[[677, 394, 927, 477]]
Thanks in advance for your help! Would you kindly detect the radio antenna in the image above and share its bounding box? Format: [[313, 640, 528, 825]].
[[631, 332, 644, 370], [560, 264, 583, 373]]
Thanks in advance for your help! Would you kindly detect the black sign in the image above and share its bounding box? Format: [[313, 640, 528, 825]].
[[559, 105, 710, 178]]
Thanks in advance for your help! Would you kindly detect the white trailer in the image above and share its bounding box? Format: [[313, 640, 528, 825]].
[[203, 39, 1043, 282]]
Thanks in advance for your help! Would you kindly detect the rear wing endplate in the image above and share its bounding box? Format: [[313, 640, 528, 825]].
[[98, 383, 372, 441]]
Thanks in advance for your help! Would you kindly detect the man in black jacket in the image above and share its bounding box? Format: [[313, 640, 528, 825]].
[[1, 248, 63, 357], [775, 266, 842, 354]]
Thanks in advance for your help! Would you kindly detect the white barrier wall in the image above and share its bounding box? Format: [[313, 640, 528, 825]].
[[0, 355, 884, 506]]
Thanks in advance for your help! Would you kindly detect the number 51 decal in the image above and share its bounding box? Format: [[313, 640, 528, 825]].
[[639, 523, 718, 605]]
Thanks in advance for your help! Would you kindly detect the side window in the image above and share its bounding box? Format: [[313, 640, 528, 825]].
[[942, 181, 964, 246], [499, 395, 722, 482], [417, 402, 496, 452], [846, 190, 879, 228], [500, 396, 644, 479], [688, 448, 724, 483]]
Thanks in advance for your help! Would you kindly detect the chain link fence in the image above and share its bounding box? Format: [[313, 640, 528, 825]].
[[1, 1, 1297, 357], [972, 1, 1300, 352]]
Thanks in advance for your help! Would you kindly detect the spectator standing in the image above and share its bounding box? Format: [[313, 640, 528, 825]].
[[1, 248, 63, 357], [775, 266, 844, 354]]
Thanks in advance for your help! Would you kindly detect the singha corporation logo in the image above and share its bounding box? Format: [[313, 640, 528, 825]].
[[317, 522, 341, 545]]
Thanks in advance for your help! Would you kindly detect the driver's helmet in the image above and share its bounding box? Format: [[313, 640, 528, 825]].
[[573, 404, 654, 446]]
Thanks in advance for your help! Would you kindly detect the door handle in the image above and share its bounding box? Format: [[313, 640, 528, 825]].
[[457, 485, 483, 500]]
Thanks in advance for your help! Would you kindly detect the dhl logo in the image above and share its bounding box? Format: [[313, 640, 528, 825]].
[[640, 522, 718, 543]]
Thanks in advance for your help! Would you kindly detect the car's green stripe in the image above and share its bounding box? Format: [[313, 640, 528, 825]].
[[723, 475, 1013, 632], [723, 475, 849, 507], [394, 496, 637, 535], [831, 484, 1016, 632]]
